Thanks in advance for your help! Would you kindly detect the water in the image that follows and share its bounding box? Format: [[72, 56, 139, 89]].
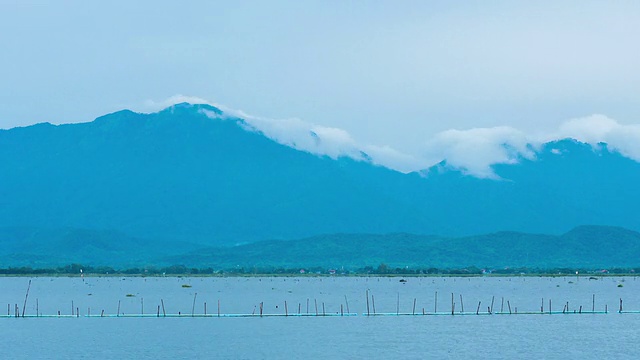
[[1, 276, 639, 359]]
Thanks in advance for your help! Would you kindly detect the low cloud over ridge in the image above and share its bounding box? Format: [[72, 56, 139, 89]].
[[140, 96, 640, 178]]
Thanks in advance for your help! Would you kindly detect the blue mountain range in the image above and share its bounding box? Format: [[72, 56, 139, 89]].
[[1, 103, 639, 267]]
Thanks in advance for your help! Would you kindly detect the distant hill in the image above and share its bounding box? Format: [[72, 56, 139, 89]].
[[1, 103, 640, 251], [0, 227, 201, 268], [2, 226, 639, 269], [164, 225, 640, 269]]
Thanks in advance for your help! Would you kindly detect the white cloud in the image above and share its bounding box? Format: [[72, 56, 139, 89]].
[[421, 115, 640, 177], [140, 96, 640, 178], [361, 145, 434, 173], [139, 95, 429, 171], [422, 127, 536, 178], [423, 115, 640, 177], [235, 115, 439, 172], [239, 116, 365, 160], [551, 114, 640, 161]]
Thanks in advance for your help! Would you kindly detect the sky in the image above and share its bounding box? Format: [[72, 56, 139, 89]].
[[1, 0, 639, 176]]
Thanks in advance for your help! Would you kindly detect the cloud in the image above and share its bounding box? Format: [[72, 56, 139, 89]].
[[239, 116, 365, 160], [552, 114, 640, 161], [140, 95, 429, 172], [423, 127, 536, 178], [361, 145, 434, 173], [422, 115, 640, 177], [140, 96, 640, 178]]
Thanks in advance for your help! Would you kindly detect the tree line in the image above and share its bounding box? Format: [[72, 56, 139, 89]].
[[0, 263, 636, 276]]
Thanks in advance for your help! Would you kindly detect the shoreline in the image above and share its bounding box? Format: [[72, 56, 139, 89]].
[[0, 273, 634, 278]]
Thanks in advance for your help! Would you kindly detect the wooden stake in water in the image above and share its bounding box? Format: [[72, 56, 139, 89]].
[[366, 291, 370, 316], [307, 298, 310, 314], [413, 298, 417, 315], [372, 295, 376, 315], [204, 302, 207, 316], [490, 296, 495, 314], [592, 294, 595, 313], [620, 298, 623, 313], [476, 301, 481, 315], [341, 304, 343, 316], [549, 299, 552, 314], [451, 293, 454, 315], [36, 299, 39, 317], [507, 301, 512, 314], [117, 300, 121, 317], [315, 299, 318, 316], [501, 297, 504, 313], [285, 301, 288, 316], [157, 305, 160, 317], [344, 295, 350, 314], [141, 298, 144, 315], [191, 293, 197, 317], [322, 302, 325, 316], [397, 293, 400, 315], [22, 280, 31, 317], [460, 295, 464, 313], [541, 298, 544, 313], [161, 299, 166, 317], [435, 292, 438, 313], [72, 301, 74, 316]]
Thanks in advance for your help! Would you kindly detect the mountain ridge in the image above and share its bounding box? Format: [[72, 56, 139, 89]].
[[1, 104, 639, 249], [1, 225, 638, 269], [164, 225, 640, 269]]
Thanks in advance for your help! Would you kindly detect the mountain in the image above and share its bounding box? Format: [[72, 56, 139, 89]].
[[168, 226, 640, 269], [1, 103, 640, 253], [0, 227, 201, 268], [3, 225, 638, 269], [0, 104, 429, 245], [166, 225, 640, 269]]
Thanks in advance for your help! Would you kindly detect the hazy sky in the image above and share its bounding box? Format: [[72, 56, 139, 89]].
[[1, 0, 639, 175]]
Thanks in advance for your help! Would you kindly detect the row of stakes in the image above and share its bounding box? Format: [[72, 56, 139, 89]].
[[0, 281, 628, 318]]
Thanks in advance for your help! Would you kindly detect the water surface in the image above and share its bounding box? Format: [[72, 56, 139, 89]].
[[1, 276, 639, 359]]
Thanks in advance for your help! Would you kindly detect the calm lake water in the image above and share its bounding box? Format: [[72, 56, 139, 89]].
[[1, 276, 640, 359]]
